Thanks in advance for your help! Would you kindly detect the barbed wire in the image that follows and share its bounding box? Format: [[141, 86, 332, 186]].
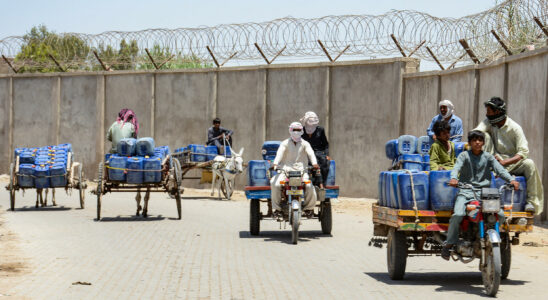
[[0, 0, 546, 72]]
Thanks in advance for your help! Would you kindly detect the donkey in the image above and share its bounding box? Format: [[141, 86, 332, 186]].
[[210, 148, 244, 200], [36, 188, 56, 207]]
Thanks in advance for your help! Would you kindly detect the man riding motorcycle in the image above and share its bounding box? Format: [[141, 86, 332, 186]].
[[271, 122, 319, 218]]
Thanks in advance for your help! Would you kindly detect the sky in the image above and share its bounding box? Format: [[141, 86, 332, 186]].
[[0, 0, 500, 70], [1, 0, 498, 37]]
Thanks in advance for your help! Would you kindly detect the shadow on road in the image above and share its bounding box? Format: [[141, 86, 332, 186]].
[[182, 196, 227, 201], [10, 206, 72, 212], [364, 272, 528, 297], [97, 215, 166, 222], [238, 230, 332, 244]]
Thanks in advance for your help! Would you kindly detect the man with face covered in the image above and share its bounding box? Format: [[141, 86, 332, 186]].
[[473, 97, 543, 214], [271, 122, 319, 219], [427, 100, 464, 142], [301, 111, 330, 188]]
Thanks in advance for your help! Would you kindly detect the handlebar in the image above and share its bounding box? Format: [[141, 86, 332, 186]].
[[445, 181, 515, 191]]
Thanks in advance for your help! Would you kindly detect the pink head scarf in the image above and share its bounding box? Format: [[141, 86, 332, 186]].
[[117, 108, 139, 135]]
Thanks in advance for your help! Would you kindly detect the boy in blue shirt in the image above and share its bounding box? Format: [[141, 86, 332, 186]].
[[442, 130, 518, 260]]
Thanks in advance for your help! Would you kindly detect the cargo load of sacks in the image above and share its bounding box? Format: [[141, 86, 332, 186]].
[[13, 143, 73, 188], [380, 135, 528, 211], [105, 137, 170, 184], [247, 141, 336, 187], [174, 144, 231, 162]]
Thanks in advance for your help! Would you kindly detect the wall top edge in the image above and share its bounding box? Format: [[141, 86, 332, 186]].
[[403, 47, 548, 79], [0, 57, 419, 79]]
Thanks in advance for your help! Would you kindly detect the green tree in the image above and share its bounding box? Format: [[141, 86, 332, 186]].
[[138, 44, 213, 70], [114, 39, 139, 70], [15, 25, 90, 73]]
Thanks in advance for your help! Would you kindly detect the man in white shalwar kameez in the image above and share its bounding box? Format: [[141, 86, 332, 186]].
[[271, 122, 319, 218]]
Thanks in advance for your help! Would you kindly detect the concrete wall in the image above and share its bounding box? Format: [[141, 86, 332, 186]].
[[330, 62, 405, 195], [60, 76, 103, 177], [217, 69, 267, 187], [12, 77, 58, 148], [402, 75, 439, 136], [266, 67, 328, 140], [506, 54, 548, 170], [154, 72, 216, 149], [1, 49, 547, 220], [0, 78, 9, 172], [477, 65, 506, 125]]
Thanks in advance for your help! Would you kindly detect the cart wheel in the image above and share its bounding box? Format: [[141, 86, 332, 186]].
[[249, 199, 261, 235], [221, 180, 233, 199], [172, 159, 182, 220], [96, 162, 103, 220], [387, 228, 407, 280], [9, 163, 16, 211], [500, 233, 511, 280], [320, 199, 332, 234], [78, 164, 85, 209]]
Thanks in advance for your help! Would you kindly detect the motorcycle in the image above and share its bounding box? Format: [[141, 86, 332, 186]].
[[438, 182, 516, 297], [274, 167, 321, 244]]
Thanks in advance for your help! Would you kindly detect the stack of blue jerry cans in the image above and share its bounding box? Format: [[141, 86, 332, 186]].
[[12, 144, 72, 188], [106, 137, 168, 184]]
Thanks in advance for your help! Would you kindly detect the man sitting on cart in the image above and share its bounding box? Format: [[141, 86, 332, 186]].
[[207, 118, 233, 155], [107, 108, 138, 153], [271, 122, 320, 219], [301, 111, 330, 188], [444, 130, 518, 260], [474, 97, 543, 214]]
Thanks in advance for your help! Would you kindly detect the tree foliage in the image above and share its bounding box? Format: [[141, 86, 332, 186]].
[[15, 25, 90, 72], [14, 25, 212, 73]]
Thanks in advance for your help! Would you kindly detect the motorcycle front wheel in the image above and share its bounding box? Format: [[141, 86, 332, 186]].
[[482, 241, 501, 297]]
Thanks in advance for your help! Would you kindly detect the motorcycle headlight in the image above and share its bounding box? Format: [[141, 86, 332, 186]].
[[289, 177, 301, 187], [517, 218, 528, 226], [482, 199, 500, 213]]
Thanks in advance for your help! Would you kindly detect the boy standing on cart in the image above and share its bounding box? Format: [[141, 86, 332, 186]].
[[443, 130, 518, 260]]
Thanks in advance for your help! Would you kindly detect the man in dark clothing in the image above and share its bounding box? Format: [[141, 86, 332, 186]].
[[301, 112, 330, 188], [207, 118, 234, 155]]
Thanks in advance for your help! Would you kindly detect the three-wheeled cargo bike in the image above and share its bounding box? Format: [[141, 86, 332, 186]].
[[245, 167, 339, 244], [369, 183, 534, 297]]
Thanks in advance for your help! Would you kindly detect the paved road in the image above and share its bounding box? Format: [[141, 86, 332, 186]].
[[0, 188, 546, 299]]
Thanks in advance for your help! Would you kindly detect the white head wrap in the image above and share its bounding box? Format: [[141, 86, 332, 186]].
[[300, 111, 320, 134], [289, 122, 303, 142], [439, 99, 454, 119]]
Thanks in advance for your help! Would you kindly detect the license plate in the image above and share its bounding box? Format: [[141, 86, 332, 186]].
[[287, 189, 303, 196]]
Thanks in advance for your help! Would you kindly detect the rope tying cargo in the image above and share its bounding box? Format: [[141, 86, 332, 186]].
[[403, 169, 420, 229], [106, 165, 161, 172], [17, 173, 67, 178]]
